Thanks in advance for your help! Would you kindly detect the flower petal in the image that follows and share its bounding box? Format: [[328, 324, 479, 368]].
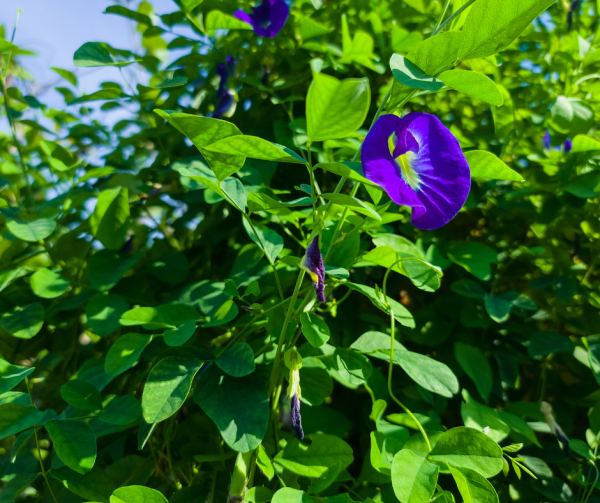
[[362, 112, 470, 230]]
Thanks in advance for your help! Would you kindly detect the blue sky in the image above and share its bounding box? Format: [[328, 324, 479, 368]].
[[1, 0, 178, 109]]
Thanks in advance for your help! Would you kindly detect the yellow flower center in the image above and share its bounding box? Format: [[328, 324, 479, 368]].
[[388, 132, 421, 191]]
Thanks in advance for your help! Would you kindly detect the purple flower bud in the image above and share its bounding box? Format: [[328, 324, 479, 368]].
[[303, 236, 325, 303], [234, 0, 289, 38], [290, 394, 304, 440], [564, 137, 572, 153]]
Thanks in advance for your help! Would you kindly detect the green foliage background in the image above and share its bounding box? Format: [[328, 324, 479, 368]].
[[0, 0, 600, 502]]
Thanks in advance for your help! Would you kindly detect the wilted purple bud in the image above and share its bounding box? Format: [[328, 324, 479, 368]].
[[213, 90, 236, 119], [541, 401, 569, 455], [234, 0, 289, 38], [290, 393, 304, 440], [301, 236, 325, 303], [214, 57, 237, 119]]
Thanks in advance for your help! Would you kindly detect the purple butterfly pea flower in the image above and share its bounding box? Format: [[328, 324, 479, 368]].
[[543, 129, 572, 153], [290, 394, 304, 440], [361, 113, 471, 231], [301, 236, 325, 303], [234, 0, 289, 38]]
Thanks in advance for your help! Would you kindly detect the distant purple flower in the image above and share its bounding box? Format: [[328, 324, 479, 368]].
[[362, 113, 471, 230], [213, 57, 237, 119], [290, 394, 304, 440], [568, 0, 580, 28], [301, 237, 325, 303], [544, 129, 572, 153], [234, 0, 289, 38]]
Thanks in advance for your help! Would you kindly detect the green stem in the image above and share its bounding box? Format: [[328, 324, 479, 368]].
[[25, 378, 59, 503], [382, 263, 432, 453], [434, 0, 453, 32], [323, 182, 360, 265], [267, 270, 306, 397], [431, 0, 477, 36]]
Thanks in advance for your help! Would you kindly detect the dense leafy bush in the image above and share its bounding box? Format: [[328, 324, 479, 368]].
[[1, 0, 600, 502]]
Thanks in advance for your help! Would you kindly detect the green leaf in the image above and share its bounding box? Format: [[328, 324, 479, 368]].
[[306, 73, 370, 142], [6, 218, 56, 242], [571, 134, 600, 152], [0, 267, 33, 294], [569, 439, 594, 460], [155, 110, 244, 181], [585, 344, 600, 393], [69, 89, 129, 105], [390, 53, 444, 91], [216, 343, 255, 377], [430, 427, 503, 478], [0, 357, 35, 394], [483, 293, 512, 323], [447, 242, 497, 281], [334, 348, 372, 385], [120, 304, 199, 327], [550, 96, 594, 135], [451, 279, 486, 299], [242, 218, 284, 263], [45, 419, 97, 474], [0, 472, 38, 503], [362, 246, 442, 292], [153, 76, 188, 89], [370, 431, 391, 475], [1, 303, 44, 339], [320, 193, 381, 221], [194, 366, 269, 452], [205, 10, 253, 31], [406, 31, 463, 75], [308, 459, 342, 493], [221, 177, 248, 212], [104, 5, 153, 25], [381, 349, 459, 398], [300, 312, 330, 347], [256, 445, 275, 481], [449, 465, 500, 503], [462, 1, 556, 59], [455, 343, 493, 402], [142, 356, 203, 424], [297, 357, 333, 406], [461, 395, 510, 443], [302, 17, 332, 40], [272, 488, 315, 503], [110, 485, 168, 503], [51, 465, 115, 503], [88, 250, 141, 291], [61, 380, 103, 411], [164, 320, 197, 347], [439, 69, 503, 105], [465, 151, 523, 181], [105, 333, 153, 376], [492, 84, 514, 139], [30, 268, 70, 298], [90, 187, 130, 250], [391, 449, 439, 503], [203, 136, 307, 164], [100, 395, 141, 425], [86, 292, 129, 338], [344, 282, 415, 328], [527, 332, 574, 357], [74, 42, 138, 67], [0, 403, 44, 441], [391, 27, 422, 53], [274, 433, 354, 478]]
